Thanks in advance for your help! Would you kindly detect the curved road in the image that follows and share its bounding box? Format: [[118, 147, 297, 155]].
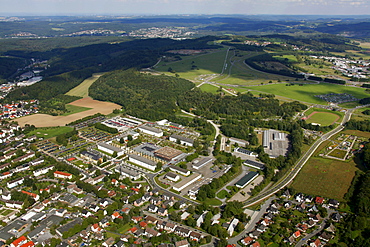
[[242, 107, 356, 208]]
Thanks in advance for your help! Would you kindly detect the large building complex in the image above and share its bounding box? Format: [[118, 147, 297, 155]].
[[128, 154, 157, 171]]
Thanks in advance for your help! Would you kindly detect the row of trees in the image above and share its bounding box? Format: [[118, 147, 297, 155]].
[[94, 122, 118, 134]]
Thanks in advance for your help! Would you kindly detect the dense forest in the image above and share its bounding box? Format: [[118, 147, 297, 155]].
[[336, 170, 370, 246], [89, 69, 194, 120], [177, 89, 307, 120]]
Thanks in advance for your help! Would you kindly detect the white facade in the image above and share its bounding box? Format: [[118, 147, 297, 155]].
[[173, 173, 202, 192], [7, 177, 24, 188], [138, 125, 163, 137], [97, 142, 124, 156], [33, 165, 53, 177], [128, 154, 157, 171]]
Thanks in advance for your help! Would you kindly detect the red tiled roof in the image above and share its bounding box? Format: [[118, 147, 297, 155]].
[[11, 236, 27, 247]]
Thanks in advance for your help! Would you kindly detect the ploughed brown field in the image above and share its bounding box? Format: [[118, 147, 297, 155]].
[[17, 97, 121, 127]]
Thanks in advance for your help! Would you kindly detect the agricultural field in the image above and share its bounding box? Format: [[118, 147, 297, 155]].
[[351, 106, 370, 121], [26, 126, 74, 139], [331, 49, 370, 60], [65, 73, 104, 98], [291, 156, 359, 201], [242, 83, 369, 104], [17, 98, 120, 127], [61, 104, 92, 116]]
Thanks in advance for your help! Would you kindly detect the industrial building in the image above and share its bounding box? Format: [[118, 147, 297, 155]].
[[235, 171, 259, 188]]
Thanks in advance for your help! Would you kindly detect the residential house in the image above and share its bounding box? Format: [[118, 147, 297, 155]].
[[241, 236, 253, 245], [175, 240, 189, 247]]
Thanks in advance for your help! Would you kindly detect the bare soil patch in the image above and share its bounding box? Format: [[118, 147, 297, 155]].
[[17, 97, 120, 127]]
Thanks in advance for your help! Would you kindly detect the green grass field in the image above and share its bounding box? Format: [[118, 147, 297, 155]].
[[273, 54, 298, 63], [306, 112, 340, 126], [65, 73, 103, 97], [61, 104, 92, 116], [216, 189, 229, 199], [291, 156, 359, 201], [27, 126, 74, 138], [199, 83, 220, 94], [243, 83, 369, 104], [155, 49, 228, 80], [204, 198, 222, 206]]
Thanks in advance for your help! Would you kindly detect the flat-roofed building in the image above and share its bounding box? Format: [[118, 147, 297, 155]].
[[115, 165, 141, 180], [229, 137, 249, 147], [138, 125, 163, 137], [169, 134, 194, 147], [97, 142, 124, 156], [235, 171, 259, 188], [192, 157, 213, 170], [263, 130, 270, 148], [173, 173, 202, 192], [169, 165, 190, 176], [165, 172, 180, 182], [128, 154, 157, 171], [80, 150, 102, 164], [243, 159, 265, 170], [154, 146, 183, 162], [235, 147, 257, 157]]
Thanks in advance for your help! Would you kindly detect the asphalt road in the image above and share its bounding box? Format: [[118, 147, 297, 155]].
[[242, 107, 357, 208]]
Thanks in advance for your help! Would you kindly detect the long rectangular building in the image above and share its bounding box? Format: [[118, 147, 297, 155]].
[[192, 157, 213, 170], [243, 159, 265, 170], [173, 173, 202, 192], [138, 125, 163, 137], [97, 142, 124, 156], [235, 171, 259, 188], [128, 154, 157, 171]]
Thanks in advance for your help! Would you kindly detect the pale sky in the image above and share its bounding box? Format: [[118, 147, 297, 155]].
[[1, 0, 370, 15]]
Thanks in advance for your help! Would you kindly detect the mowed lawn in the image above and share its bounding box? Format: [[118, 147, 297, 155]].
[[61, 104, 92, 116], [27, 126, 74, 138], [291, 157, 359, 201], [199, 83, 220, 94], [243, 83, 369, 104]]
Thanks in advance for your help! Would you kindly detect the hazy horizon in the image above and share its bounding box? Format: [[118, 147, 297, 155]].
[[1, 0, 370, 16]]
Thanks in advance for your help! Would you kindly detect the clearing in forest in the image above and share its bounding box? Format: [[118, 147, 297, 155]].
[[65, 73, 103, 98]]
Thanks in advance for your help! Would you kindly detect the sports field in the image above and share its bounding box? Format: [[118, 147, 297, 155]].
[[242, 83, 369, 104], [17, 97, 120, 127], [65, 73, 103, 98], [291, 156, 359, 201], [305, 111, 340, 126]]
